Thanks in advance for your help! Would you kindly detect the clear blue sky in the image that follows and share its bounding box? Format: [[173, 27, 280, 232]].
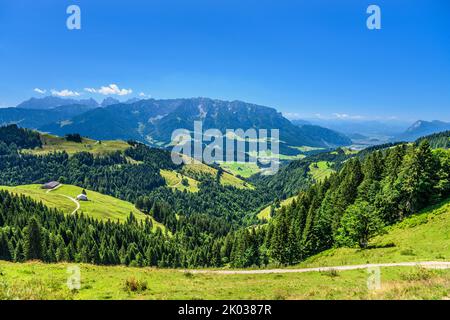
[[0, 0, 449, 121]]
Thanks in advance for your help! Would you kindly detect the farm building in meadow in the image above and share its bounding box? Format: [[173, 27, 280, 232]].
[[76, 194, 88, 201], [41, 181, 60, 190]]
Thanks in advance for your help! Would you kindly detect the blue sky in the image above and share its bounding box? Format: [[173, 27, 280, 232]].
[[0, 0, 449, 121]]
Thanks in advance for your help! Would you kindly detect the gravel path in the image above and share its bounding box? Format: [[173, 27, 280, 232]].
[[185, 261, 450, 275]]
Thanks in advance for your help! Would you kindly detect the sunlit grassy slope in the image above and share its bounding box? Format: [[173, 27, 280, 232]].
[[0, 184, 164, 230], [23, 134, 130, 156], [160, 169, 200, 193], [180, 156, 254, 189], [257, 197, 297, 221], [218, 162, 261, 178], [297, 198, 450, 268], [308, 161, 335, 182]]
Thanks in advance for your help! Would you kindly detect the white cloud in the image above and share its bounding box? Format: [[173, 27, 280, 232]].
[[332, 113, 364, 120], [283, 112, 303, 120], [85, 84, 132, 96], [51, 89, 81, 97], [84, 88, 96, 93], [34, 88, 46, 94], [139, 92, 146, 97]]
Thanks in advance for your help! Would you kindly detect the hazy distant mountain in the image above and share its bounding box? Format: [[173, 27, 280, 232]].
[[40, 99, 180, 141], [39, 98, 352, 148], [303, 118, 410, 137], [347, 133, 368, 140], [0, 104, 96, 129], [291, 119, 311, 126], [396, 120, 450, 141], [101, 97, 120, 107], [17, 96, 99, 110], [125, 98, 141, 104]]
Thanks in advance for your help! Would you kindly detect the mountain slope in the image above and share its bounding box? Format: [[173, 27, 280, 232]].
[[397, 120, 450, 142], [298, 198, 450, 268]]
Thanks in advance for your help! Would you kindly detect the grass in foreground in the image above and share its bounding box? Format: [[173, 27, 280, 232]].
[[0, 184, 164, 230], [0, 261, 448, 300], [297, 198, 450, 268], [23, 134, 130, 156]]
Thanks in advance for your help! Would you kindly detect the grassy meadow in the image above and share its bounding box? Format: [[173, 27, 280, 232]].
[[180, 156, 254, 189], [0, 184, 164, 230], [308, 161, 335, 182], [218, 162, 261, 178], [160, 169, 200, 193], [0, 261, 448, 300], [23, 134, 130, 156]]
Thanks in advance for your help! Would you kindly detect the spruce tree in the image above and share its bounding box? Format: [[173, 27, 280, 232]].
[[24, 217, 43, 261]]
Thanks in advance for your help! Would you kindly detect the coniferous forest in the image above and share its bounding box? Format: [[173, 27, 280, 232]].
[[0, 124, 450, 268]]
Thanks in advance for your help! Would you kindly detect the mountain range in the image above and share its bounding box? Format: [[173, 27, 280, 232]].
[[396, 120, 450, 142], [0, 97, 352, 150], [293, 118, 450, 144]]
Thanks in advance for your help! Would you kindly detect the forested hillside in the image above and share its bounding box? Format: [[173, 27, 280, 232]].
[[0, 124, 42, 149], [416, 130, 450, 149], [0, 126, 272, 267], [1, 125, 450, 270], [264, 140, 450, 265]]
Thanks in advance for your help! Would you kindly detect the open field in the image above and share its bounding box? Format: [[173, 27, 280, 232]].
[[218, 162, 261, 178], [257, 196, 296, 221], [308, 161, 335, 182], [0, 261, 449, 300], [248, 150, 306, 161], [297, 198, 450, 269], [23, 134, 130, 156], [0, 184, 164, 230], [160, 169, 200, 193], [180, 156, 254, 189]]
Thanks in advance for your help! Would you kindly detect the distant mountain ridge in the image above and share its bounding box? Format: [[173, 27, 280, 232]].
[[0, 104, 96, 129], [39, 98, 352, 149], [397, 120, 450, 142], [17, 96, 99, 110], [16, 96, 141, 110], [2, 97, 352, 150]]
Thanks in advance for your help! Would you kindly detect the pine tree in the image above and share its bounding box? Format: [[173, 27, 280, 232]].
[[14, 240, 25, 262], [0, 232, 12, 261], [24, 217, 43, 260], [397, 140, 438, 215]]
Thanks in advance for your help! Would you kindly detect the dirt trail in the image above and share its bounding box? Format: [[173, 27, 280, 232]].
[[46, 184, 80, 215], [60, 195, 80, 215], [185, 261, 450, 275]]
